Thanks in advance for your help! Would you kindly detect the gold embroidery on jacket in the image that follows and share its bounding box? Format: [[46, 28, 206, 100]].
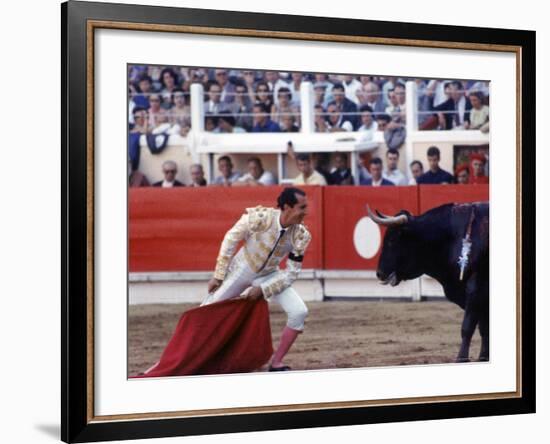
[[213, 208, 311, 294]]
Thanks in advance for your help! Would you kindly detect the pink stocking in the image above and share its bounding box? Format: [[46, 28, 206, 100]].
[[271, 326, 301, 367]]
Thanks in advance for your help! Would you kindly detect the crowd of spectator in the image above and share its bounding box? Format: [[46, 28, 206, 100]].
[[128, 65, 490, 136], [129, 145, 489, 188], [128, 65, 490, 190]]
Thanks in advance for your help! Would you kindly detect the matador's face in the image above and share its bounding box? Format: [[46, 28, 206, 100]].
[[283, 194, 308, 226]]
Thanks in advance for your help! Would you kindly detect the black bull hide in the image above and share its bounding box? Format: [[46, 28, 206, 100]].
[[372, 202, 489, 362]]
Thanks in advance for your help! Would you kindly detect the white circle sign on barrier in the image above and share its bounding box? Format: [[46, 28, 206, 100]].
[[353, 217, 382, 259]]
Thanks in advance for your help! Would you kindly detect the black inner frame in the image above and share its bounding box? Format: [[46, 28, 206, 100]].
[[62, 1, 536, 442]]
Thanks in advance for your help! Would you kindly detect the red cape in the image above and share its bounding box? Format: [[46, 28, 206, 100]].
[[132, 298, 273, 378]]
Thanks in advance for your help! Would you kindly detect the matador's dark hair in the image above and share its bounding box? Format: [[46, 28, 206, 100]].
[[277, 187, 306, 209]]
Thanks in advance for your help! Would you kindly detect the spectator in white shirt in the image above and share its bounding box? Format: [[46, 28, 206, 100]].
[[264, 71, 289, 106], [293, 153, 328, 186], [289, 72, 303, 108], [358, 105, 378, 132], [314, 74, 334, 106], [468, 91, 490, 132], [212, 156, 241, 186], [383, 149, 408, 186], [326, 103, 353, 132], [343, 75, 362, 105], [392, 83, 407, 123], [234, 157, 277, 186], [427, 79, 453, 107]]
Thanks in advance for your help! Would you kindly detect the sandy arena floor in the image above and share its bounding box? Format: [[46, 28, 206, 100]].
[[128, 300, 483, 376]]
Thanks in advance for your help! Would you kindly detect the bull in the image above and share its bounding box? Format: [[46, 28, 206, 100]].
[[368, 202, 489, 362]]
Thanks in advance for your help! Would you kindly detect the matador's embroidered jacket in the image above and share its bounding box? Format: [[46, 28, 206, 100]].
[[213, 205, 311, 299]]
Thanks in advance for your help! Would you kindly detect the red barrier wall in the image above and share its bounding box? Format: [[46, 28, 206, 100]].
[[129, 186, 323, 272], [129, 185, 489, 273], [322, 186, 419, 270], [419, 184, 489, 212]]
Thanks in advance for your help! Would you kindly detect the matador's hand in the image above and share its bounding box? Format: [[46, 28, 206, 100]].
[[246, 286, 264, 301], [207, 278, 222, 294]]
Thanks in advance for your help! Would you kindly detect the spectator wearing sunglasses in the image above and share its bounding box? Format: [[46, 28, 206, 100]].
[[214, 69, 237, 104], [153, 160, 184, 187]]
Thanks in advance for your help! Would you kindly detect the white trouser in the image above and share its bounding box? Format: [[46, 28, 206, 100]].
[[201, 253, 308, 331]]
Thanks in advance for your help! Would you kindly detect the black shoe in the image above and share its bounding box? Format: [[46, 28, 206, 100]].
[[268, 365, 292, 371]]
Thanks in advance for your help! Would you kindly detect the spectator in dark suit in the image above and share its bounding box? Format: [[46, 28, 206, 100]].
[[416, 146, 454, 184], [329, 153, 354, 185], [434, 80, 472, 130], [360, 157, 395, 186], [326, 103, 354, 132], [233, 84, 253, 131], [153, 160, 184, 187], [189, 164, 207, 187], [408, 160, 424, 185], [205, 82, 234, 115], [329, 83, 359, 129]]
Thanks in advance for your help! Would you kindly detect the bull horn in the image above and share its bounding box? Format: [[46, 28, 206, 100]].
[[366, 205, 408, 226]]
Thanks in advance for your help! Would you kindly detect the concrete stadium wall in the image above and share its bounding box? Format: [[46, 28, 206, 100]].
[[128, 271, 445, 305]]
